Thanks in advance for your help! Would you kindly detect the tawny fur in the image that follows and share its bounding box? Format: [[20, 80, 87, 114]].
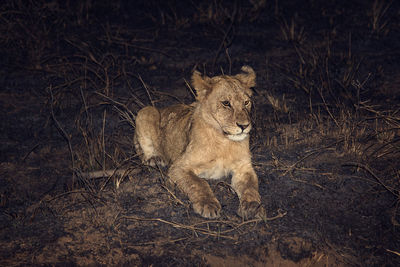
[[134, 66, 265, 219]]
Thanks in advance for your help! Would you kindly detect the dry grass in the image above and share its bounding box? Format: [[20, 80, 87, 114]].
[[120, 209, 286, 241], [279, 17, 306, 44], [369, 0, 393, 37], [4, 0, 397, 227], [1, 0, 399, 265], [256, 3, 400, 226]]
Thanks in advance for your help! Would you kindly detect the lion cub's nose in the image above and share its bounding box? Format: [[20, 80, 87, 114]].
[[236, 123, 249, 131]]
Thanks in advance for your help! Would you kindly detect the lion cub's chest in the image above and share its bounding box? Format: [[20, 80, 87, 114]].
[[186, 124, 249, 180], [194, 145, 246, 180]]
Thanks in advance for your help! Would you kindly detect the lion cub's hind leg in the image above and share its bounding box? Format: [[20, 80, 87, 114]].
[[134, 106, 166, 167]]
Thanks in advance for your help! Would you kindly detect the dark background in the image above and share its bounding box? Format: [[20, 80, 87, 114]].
[[1, 0, 400, 266]]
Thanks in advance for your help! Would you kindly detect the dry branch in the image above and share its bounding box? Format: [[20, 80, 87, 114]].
[[79, 168, 141, 179], [49, 85, 76, 186], [121, 209, 286, 240]]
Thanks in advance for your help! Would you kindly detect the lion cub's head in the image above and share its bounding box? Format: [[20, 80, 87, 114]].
[[191, 66, 256, 142]]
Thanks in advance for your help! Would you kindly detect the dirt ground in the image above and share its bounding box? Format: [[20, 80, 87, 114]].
[[1, 0, 400, 266]]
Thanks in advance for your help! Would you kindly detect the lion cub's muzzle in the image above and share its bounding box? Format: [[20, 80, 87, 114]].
[[224, 122, 252, 142]]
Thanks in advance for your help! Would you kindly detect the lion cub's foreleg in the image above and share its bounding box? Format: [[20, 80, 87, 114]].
[[231, 166, 266, 220], [134, 106, 166, 167], [168, 165, 221, 218]]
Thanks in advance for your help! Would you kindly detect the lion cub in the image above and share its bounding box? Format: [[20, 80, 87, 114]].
[[134, 66, 265, 219]]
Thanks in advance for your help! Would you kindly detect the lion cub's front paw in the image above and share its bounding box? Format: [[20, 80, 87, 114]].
[[238, 200, 266, 220], [192, 197, 221, 219]]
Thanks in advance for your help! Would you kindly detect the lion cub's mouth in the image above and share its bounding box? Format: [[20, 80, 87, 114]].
[[225, 132, 249, 141]]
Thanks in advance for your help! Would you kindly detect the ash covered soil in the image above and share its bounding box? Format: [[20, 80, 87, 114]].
[[1, 0, 400, 266]]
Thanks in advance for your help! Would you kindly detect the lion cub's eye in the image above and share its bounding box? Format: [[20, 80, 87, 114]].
[[221, 101, 231, 107], [244, 100, 250, 106]]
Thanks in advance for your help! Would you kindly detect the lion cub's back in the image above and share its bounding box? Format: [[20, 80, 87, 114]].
[[159, 104, 195, 163]]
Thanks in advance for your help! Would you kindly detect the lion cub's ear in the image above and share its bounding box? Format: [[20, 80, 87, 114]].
[[191, 70, 212, 101], [235, 65, 256, 88]]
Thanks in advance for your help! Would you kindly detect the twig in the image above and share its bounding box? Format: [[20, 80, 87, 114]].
[[121, 215, 237, 240], [151, 90, 185, 104], [282, 140, 343, 176], [343, 162, 398, 197], [386, 248, 400, 257], [99, 167, 139, 192], [184, 78, 196, 99], [289, 172, 325, 190], [121, 66, 146, 108], [121, 209, 286, 240], [22, 143, 40, 161], [49, 86, 76, 186], [95, 91, 136, 120], [80, 85, 90, 119], [282, 150, 320, 176], [225, 48, 232, 75], [212, 2, 237, 71], [160, 184, 186, 207], [155, 164, 186, 207], [80, 168, 141, 179], [134, 237, 189, 246], [317, 85, 339, 128], [43, 189, 100, 205], [101, 110, 107, 180], [138, 75, 154, 106]]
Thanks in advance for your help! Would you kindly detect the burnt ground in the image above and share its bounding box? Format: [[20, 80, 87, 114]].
[[1, 0, 400, 266]]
